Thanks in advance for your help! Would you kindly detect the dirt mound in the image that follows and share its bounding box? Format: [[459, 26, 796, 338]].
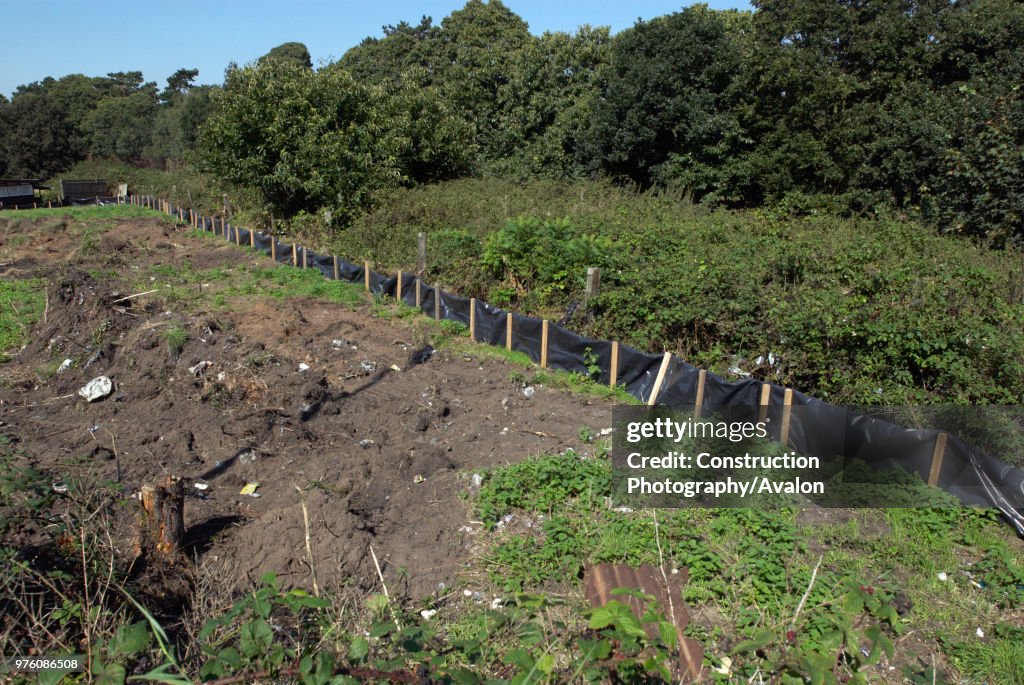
[[0, 216, 613, 600]]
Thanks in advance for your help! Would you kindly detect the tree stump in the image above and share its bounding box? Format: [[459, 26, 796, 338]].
[[136, 476, 185, 557]]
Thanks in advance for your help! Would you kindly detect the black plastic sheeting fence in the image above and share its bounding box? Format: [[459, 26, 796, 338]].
[[142, 196, 1024, 535]]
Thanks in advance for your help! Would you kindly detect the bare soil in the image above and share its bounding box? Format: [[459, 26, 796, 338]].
[[0, 214, 614, 600]]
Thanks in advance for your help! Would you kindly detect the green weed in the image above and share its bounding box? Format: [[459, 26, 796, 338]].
[[0, 278, 46, 355], [163, 326, 189, 357]]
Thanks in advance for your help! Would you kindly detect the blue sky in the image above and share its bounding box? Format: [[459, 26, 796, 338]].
[[0, 0, 751, 98]]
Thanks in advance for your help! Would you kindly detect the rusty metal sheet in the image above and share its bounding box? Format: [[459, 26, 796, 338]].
[[584, 562, 704, 682]]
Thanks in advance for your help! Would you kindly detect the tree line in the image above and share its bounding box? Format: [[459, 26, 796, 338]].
[[1, 0, 1020, 243]]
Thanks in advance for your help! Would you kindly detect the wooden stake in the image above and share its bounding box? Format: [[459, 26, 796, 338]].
[[469, 298, 476, 340], [292, 243, 298, 267], [235, 225, 241, 245], [585, 267, 601, 302], [928, 433, 948, 486], [541, 320, 549, 368], [137, 476, 184, 557], [417, 232, 427, 275], [695, 369, 706, 418], [397, 270, 403, 301], [506, 313, 513, 351], [610, 341, 619, 387], [758, 383, 771, 424], [270, 237, 276, 261], [434, 286, 442, 320], [648, 352, 672, 406], [364, 261, 371, 290], [302, 246, 307, 269], [250, 228, 255, 248], [333, 256, 339, 280], [415, 279, 421, 308], [780, 388, 793, 445]]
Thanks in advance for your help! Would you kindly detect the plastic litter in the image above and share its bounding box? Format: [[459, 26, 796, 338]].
[[413, 474, 426, 483], [239, 482, 261, 497], [78, 376, 113, 402], [52, 482, 68, 494], [189, 360, 212, 376], [194, 483, 209, 491], [420, 609, 437, 620], [358, 439, 374, 448], [57, 358, 73, 373], [522, 386, 535, 398], [298, 363, 310, 372]]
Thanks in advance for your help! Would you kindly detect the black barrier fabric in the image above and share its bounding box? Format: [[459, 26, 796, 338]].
[[512, 314, 543, 364], [152, 201, 1024, 535], [616, 343, 667, 403]]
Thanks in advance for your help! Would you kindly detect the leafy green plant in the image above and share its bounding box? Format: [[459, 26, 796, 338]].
[[163, 325, 189, 358]]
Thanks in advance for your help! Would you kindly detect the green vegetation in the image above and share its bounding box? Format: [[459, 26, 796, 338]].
[[4, 1, 1021, 246], [469, 453, 1024, 684], [0, 278, 46, 357], [163, 325, 189, 358], [343, 179, 1024, 405]]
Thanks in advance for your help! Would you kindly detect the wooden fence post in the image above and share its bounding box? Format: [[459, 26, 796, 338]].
[[333, 256, 340, 280], [928, 433, 948, 486], [585, 267, 601, 302], [541, 320, 549, 368], [417, 232, 427, 274], [694, 369, 706, 418], [364, 261, 371, 291], [506, 313, 513, 351], [780, 388, 793, 445], [434, 286, 442, 320], [397, 270, 403, 301], [610, 341, 619, 388], [469, 298, 476, 340], [648, 352, 672, 406], [758, 383, 771, 424]]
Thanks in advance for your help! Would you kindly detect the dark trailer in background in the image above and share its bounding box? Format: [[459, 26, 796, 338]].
[[0, 179, 48, 209], [60, 178, 113, 205]]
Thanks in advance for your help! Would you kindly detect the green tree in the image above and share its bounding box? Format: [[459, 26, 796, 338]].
[[1, 74, 106, 177], [581, 5, 749, 199], [84, 88, 158, 162], [160, 67, 199, 104], [259, 42, 313, 69], [495, 25, 611, 178], [339, 16, 437, 86], [432, 0, 532, 161], [194, 60, 405, 224]]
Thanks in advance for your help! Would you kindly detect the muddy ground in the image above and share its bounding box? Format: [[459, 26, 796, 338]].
[[0, 213, 614, 600]]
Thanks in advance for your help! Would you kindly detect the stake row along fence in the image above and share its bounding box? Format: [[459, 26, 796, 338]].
[[129, 194, 1024, 533]]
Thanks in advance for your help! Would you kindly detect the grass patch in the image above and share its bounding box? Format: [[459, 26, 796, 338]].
[[0, 278, 46, 356], [467, 450, 1024, 682], [163, 325, 189, 357]]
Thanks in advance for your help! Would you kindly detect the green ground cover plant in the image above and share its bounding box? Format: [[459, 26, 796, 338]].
[[341, 178, 1024, 407], [0, 278, 46, 359]]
